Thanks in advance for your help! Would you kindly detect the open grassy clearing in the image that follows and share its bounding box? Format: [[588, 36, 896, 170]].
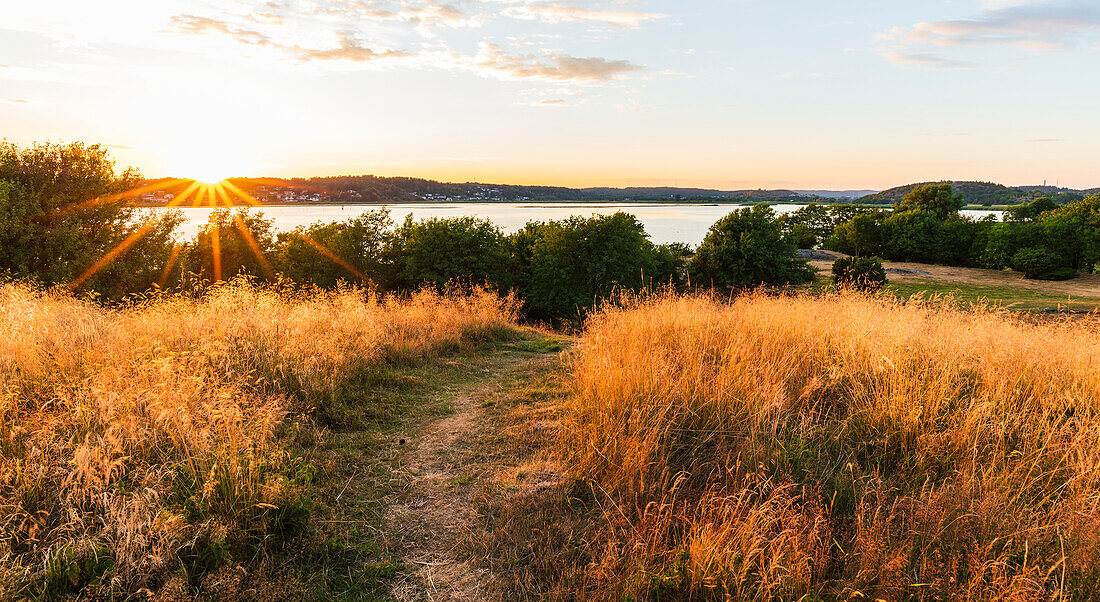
[[808, 258, 1100, 312]]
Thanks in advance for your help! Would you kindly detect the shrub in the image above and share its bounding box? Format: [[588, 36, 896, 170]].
[[832, 256, 887, 291], [824, 211, 887, 257], [274, 209, 394, 289], [1011, 246, 1077, 280], [0, 141, 181, 296], [690, 205, 814, 289], [392, 215, 510, 290], [183, 208, 278, 285], [511, 212, 661, 324]]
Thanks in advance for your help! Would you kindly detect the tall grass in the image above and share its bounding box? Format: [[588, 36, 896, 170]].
[[0, 280, 517, 597], [562, 292, 1100, 600]]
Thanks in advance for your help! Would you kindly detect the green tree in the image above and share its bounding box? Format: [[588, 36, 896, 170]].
[[824, 211, 887, 257], [0, 141, 181, 296], [690, 205, 814, 289], [894, 183, 964, 220], [1011, 247, 1077, 281], [183, 209, 278, 285], [881, 210, 945, 263], [779, 203, 832, 248], [514, 213, 659, 323], [393, 215, 509, 289], [275, 209, 394, 289]]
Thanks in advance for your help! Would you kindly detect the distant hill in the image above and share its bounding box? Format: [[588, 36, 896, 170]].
[[858, 181, 1093, 207], [135, 175, 875, 206], [794, 190, 878, 200], [133, 175, 1094, 207]]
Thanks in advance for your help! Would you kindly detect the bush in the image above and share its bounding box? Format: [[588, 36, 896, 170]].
[[824, 211, 887, 257], [832, 256, 887, 291], [513, 212, 659, 323], [0, 141, 181, 296], [690, 205, 814, 289], [274, 209, 394, 289], [1011, 247, 1077, 280], [392, 215, 510, 290], [183, 208, 278, 286]]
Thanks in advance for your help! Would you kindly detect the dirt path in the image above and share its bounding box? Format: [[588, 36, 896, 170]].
[[386, 349, 563, 601]]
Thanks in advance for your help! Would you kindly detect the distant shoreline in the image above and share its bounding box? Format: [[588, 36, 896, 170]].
[[129, 199, 862, 209]]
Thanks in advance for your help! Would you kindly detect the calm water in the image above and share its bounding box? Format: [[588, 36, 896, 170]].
[[149, 203, 1003, 247]]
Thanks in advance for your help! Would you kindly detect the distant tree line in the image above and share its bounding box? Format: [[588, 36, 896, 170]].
[[787, 184, 1100, 280]]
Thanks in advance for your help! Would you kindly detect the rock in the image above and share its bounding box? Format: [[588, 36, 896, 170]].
[[798, 249, 839, 260], [885, 267, 932, 275]]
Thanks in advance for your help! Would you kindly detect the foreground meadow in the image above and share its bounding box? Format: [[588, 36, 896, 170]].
[[480, 293, 1100, 600], [0, 281, 518, 598]]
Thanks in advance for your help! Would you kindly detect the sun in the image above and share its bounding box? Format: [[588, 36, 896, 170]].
[[168, 143, 250, 185]]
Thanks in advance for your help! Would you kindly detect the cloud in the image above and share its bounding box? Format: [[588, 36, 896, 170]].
[[472, 42, 643, 81], [880, 51, 977, 70], [169, 14, 408, 63], [167, 2, 649, 82], [536, 98, 567, 105], [502, 3, 664, 28], [1, 98, 31, 104], [1026, 138, 1062, 143], [169, 14, 275, 47], [881, 2, 1100, 55], [877, 2, 1100, 69], [290, 31, 411, 62]]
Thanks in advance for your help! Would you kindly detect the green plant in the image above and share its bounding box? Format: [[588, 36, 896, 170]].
[[832, 256, 887, 291], [690, 205, 815, 289], [1011, 246, 1077, 280]]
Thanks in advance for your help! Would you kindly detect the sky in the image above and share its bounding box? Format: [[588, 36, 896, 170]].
[[1, 0, 1098, 190]]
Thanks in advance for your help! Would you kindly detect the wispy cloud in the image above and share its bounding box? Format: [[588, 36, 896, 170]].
[[1, 98, 31, 104], [880, 51, 977, 70], [501, 3, 664, 28], [877, 1, 1100, 68], [471, 42, 643, 81], [165, 2, 652, 82]]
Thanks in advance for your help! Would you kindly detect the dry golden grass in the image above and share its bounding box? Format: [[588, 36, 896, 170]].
[[560, 292, 1100, 600], [0, 280, 518, 598]]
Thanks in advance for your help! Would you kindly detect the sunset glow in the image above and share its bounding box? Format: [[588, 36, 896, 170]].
[[2, 1, 1098, 189]]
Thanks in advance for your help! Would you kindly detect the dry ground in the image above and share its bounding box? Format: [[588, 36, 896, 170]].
[[809, 258, 1100, 296], [382, 339, 568, 601]]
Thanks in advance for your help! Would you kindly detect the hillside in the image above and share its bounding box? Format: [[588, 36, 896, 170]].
[[134, 176, 863, 205], [859, 180, 1091, 206]]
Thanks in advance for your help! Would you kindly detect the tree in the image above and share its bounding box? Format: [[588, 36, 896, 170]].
[[0, 141, 180, 296], [513, 213, 659, 323], [275, 209, 394, 289], [1005, 197, 1058, 222], [779, 203, 832, 248], [1011, 247, 1077, 281], [881, 210, 945, 263], [824, 211, 887, 257], [392, 215, 509, 289], [183, 209, 278, 285], [893, 183, 964, 220], [690, 205, 814, 289]]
